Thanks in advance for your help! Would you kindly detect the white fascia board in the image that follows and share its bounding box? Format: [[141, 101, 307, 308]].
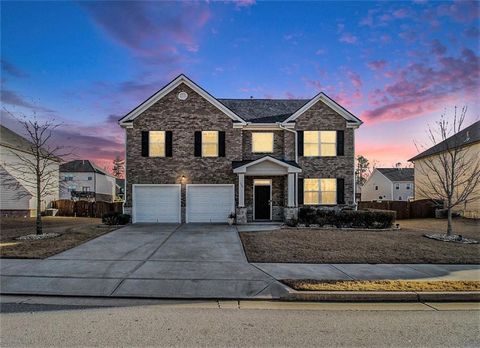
[[119, 74, 246, 127], [281, 92, 363, 126], [233, 156, 302, 174], [233, 122, 295, 130]]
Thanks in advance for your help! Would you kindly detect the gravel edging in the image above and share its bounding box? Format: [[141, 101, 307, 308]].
[[281, 290, 480, 302]]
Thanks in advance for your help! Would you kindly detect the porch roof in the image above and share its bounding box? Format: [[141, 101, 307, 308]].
[[232, 156, 302, 174]]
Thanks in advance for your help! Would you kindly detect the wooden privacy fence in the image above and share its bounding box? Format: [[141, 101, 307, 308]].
[[358, 199, 441, 219], [52, 200, 123, 218]]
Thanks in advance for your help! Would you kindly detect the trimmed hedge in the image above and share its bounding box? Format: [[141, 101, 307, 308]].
[[298, 207, 395, 229], [102, 212, 131, 225]]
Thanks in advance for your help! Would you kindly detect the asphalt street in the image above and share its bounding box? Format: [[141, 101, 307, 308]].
[[1, 298, 479, 347]]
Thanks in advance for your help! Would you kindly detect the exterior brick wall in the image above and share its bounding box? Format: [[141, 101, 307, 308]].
[[241, 130, 284, 161], [295, 101, 355, 206]]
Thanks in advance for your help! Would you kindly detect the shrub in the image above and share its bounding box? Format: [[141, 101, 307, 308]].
[[297, 207, 395, 229], [285, 218, 298, 227], [102, 212, 131, 225]]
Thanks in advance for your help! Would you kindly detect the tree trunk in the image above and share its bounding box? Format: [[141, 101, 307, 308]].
[[446, 207, 453, 237], [36, 173, 42, 235]]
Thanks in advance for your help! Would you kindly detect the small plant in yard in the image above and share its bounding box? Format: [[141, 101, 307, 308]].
[[285, 218, 298, 227], [227, 212, 236, 225], [102, 212, 131, 225]]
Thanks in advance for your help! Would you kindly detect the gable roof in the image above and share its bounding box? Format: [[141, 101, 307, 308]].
[[119, 74, 246, 126], [60, 160, 111, 176], [281, 92, 363, 126], [218, 99, 309, 123], [377, 168, 414, 182], [409, 120, 480, 162], [232, 155, 302, 173]]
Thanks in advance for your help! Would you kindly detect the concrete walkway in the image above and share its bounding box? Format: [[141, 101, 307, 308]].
[[1, 224, 286, 299]]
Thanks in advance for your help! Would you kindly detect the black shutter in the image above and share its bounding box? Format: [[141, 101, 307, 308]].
[[297, 131, 304, 156], [165, 131, 173, 157], [337, 178, 345, 204], [298, 178, 304, 205], [337, 130, 344, 156], [218, 131, 226, 157], [141, 131, 149, 157], [194, 131, 202, 157]]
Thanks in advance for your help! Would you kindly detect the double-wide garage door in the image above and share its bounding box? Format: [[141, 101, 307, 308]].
[[132, 184, 234, 223]]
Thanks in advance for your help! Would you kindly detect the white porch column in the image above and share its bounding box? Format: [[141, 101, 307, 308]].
[[288, 173, 295, 207], [238, 173, 245, 207]]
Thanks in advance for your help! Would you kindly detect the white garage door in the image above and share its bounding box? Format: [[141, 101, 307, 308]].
[[133, 185, 180, 223], [186, 185, 235, 223]]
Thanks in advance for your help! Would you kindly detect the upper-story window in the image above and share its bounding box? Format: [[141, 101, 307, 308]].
[[202, 131, 218, 157], [252, 132, 274, 153], [149, 131, 165, 157], [64, 175, 73, 181], [395, 183, 400, 190], [304, 131, 336, 156], [304, 178, 336, 205], [87, 176, 92, 181], [406, 184, 411, 190]]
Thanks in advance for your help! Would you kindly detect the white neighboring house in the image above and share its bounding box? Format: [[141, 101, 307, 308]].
[[361, 168, 414, 202], [0, 125, 60, 217], [60, 160, 116, 202]]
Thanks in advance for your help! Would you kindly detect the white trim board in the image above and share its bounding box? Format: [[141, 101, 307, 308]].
[[233, 156, 302, 174], [281, 92, 363, 126], [119, 74, 246, 127]]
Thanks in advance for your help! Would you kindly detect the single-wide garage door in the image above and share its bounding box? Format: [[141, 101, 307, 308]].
[[133, 185, 180, 223], [186, 184, 235, 223]]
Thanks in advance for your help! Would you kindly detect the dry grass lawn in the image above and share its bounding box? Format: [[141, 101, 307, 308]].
[[0, 216, 118, 258], [283, 279, 480, 292], [239, 218, 480, 264]]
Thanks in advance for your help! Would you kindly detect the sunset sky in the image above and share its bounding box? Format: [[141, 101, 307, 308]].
[[1, 0, 479, 171]]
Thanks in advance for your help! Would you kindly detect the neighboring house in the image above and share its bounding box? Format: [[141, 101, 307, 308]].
[[115, 178, 125, 201], [361, 168, 414, 202], [119, 74, 362, 223], [0, 125, 60, 217], [409, 121, 480, 219], [59, 160, 116, 202]]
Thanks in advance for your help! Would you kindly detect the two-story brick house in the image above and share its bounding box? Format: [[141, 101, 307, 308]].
[[119, 75, 362, 223]]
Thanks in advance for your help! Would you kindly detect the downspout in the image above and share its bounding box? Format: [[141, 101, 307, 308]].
[[353, 126, 356, 209], [278, 123, 298, 207]]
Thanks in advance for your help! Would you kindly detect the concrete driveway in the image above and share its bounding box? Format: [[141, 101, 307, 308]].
[[1, 224, 287, 299]]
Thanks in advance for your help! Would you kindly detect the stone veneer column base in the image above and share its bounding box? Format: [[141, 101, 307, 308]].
[[123, 206, 132, 215], [284, 207, 298, 221], [236, 207, 248, 224]]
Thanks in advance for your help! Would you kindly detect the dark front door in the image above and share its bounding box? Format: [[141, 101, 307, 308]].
[[254, 185, 271, 220]]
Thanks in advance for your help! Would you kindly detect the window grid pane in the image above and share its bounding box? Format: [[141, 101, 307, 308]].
[[149, 131, 165, 157], [252, 133, 274, 153], [202, 131, 218, 157], [320, 131, 336, 156], [304, 131, 320, 157], [304, 178, 337, 205], [303, 131, 337, 157]]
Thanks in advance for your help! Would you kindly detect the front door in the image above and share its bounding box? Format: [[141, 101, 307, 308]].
[[254, 184, 271, 220]]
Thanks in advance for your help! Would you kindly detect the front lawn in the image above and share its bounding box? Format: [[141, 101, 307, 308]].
[[0, 217, 118, 258], [283, 279, 480, 292], [239, 218, 480, 264]]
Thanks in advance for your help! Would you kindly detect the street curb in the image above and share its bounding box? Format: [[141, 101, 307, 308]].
[[281, 290, 480, 302]]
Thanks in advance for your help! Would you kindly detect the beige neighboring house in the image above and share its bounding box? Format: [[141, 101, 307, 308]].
[[361, 168, 414, 202], [0, 125, 60, 217], [409, 120, 480, 219]]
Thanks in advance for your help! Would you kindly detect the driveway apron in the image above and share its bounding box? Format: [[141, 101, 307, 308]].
[[1, 224, 285, 299]]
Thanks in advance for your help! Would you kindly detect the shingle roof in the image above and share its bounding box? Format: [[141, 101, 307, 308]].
[[60, 160, 109, 175], [1, 125, 37, 153], [409, 121, 480, 161], [218, 99, 309, 123], [377, 168, 414, 182], [232, 157, 301, 169]]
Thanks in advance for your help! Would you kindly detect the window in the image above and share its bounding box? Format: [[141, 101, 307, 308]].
[[252, 132, 274, 153], [304, 178, 336, 205], [375, 185, 378, 190], [87, 176, 92, 181], [67, 185, 76, 192], [304, 131, 336, 156], [82, 187, 90, 192], [64, 176, 73, 181], [395, 183, 400, 190], [149, 131, 165, 157], [406, 184, 411, 190], [202, 131, 218, 157], [399, 196, 402, 200]]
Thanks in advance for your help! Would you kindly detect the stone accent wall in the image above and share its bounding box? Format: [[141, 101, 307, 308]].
[[295, 101, 355, 206], [125, 83, 242, 220], [244, 176, 285, 221], [241, 130, 284, 161]]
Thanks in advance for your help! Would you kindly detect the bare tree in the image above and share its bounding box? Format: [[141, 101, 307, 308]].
[[414, 106, 480, 236], [112, 155, 125, 178], [1, 111, 71, 235], [355, 155, 370, 186]]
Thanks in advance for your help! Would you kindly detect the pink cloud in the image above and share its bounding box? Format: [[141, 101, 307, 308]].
[[347, 70, 363, 89], [339, 33, 357, 44], [393, 8, 409, 18], [234, 0, 256, 8], [431, 39, 447, 57], [367, 60, 387, 71]]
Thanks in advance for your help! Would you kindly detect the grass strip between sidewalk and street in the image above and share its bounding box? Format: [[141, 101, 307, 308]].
[[283, 279, 480, 292]]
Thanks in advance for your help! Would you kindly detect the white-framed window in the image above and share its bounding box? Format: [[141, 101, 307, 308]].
[[64, 176, 73, 181], [67, 185, 76, 192], [82, 186, 90, 192], [375, 185, 378, 190], [395, 183, 400, 190], [88, 176, 93, 181], [149, 131, 165, 157], [252, 132, 274, 153], [304, 178, 336, 205], [406, 184, 411, 190], [304, 131, 336, 156], [202, 131, 218, 157]]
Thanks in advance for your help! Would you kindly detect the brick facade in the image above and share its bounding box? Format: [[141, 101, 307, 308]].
[[124, 81, 358, 222]]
